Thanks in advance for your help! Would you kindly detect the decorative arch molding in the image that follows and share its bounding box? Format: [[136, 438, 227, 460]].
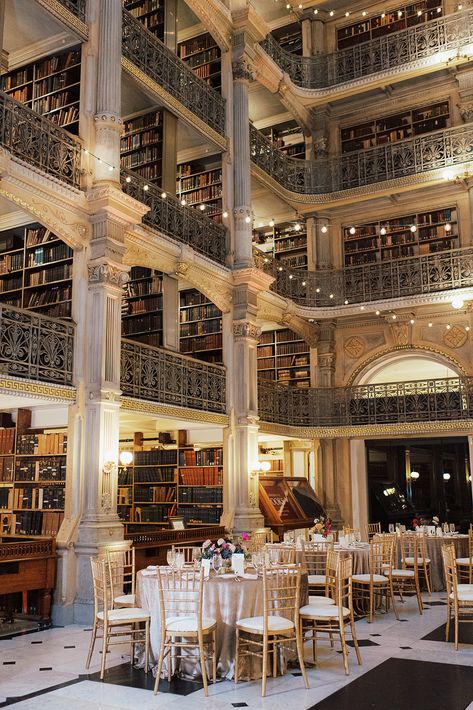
[[345, 344, 469, 387]]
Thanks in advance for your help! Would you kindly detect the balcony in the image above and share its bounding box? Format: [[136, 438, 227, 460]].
[[0, 92, 82, 189], [260, 9, 473, 90], [122, 9, 225, 138], [254, 246, 473, 307], [121, 170, 228, 266], [258, 377, 473, 428], [0, 305, 74, 386], [250, 123, 473, 196], [120, 339, 227, 414]]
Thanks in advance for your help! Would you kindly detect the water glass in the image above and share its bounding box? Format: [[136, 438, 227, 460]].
[[166, 548, 176, 569], [192, 547, 201, 570], [442, 523, 449, 535], [450, 523, 456, 534], [175, 552, 185, 571], [213, 554, 222, 573]]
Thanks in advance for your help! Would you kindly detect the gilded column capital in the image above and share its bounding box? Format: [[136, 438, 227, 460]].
[[87, 263, 129, 287], [233, 319, 261, 342]]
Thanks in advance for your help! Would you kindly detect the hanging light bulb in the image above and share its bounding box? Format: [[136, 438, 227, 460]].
[[313, 8, 318, 13], [125, 176, 131, 183], [321, 225, 328, 233], [329, 9, 334, 16], [443, 472, 451, 481], [344, 299, 349, 304], [380, 226, 386, 235], [349, 226, 356, 235], [410, 318, 415, 324], [199, 204, 205, 211], [269, 219, 275, 227], [245, 215, 251, 223], [375, 310, 380, 316], [302, 281, 306, 286], [289, 274, 293, 279], [428, 322, 433, 327], [410, 470, 420, 480]]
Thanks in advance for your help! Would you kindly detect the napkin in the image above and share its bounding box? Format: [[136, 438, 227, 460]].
[[146, 565, 157, 570], [242, 572, 258, 580]]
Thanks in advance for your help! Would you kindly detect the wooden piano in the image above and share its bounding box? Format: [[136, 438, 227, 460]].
[[259, 476, 325, 538]]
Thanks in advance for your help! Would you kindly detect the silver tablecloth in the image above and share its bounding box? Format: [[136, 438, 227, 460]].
[[136, 568, 308, 680], [424, 535, 468, 591]]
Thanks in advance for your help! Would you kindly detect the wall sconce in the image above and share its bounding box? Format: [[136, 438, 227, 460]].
[[102, 460, 117, 475], [119, 450, 133, 468], [250, 461, 271, 479], [443, 472, 451, 481], [410, 470, 420, 480]]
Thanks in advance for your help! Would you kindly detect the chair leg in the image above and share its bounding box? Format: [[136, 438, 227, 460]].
[[295, 623, 310, 689], [389, 580, 399, 621], [153, 635, 166, 695], [85, 620, 98, 669], [212, 629, 217, 684], [272, 637, 277, 678], [198, 630, 209, 697], [144, 620, 149, 674], [339, 622, 349, 676], [100, 622, 108, 681], [369, 586, 374, 623], [261, 634, 268, 697], [234, 628, 240, 684], [445, 603, 451, 642], [424, 564, 432, 595], [168, 638, 173, 683], [454, 612, 459, 651], [350, 616, 362, 666]]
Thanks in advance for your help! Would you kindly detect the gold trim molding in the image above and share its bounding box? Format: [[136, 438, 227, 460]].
[[120, 396, 229, 425], [0, 376, 76, 401]]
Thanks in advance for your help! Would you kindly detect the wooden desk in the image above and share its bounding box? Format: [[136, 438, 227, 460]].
[[126, 525, 226, 571], [0, 536, 56, 622]]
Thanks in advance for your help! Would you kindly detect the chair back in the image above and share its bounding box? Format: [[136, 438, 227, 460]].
[[400, 532, 422, 572], [248, 529, 272, 552], [301, 539, 333, 575], [468, 529, 473, 560], [263, 565, 301, 629], [175, 546, 200, 564], [90, 557, 111, 623], [342, 526, 360, 536], [326, 549, 353, 612], [441, 542, 457, 602], [106, 547, 135, 599], [366, 522, 382, 539], [156, 567, 204, 630], [265, 543, 296, 565], [368, 540, 388, 577]]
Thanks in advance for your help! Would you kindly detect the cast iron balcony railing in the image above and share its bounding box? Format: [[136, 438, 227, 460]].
[[0, 305, 74, 386], [261, 8, 473, 89], [258, 377, 473, 428], [254, 246, 473, 307], [122, 9, 225, 137], [121, 170, 228, 266], [120, 339, 227, 414], [0, 91, 82, 188], [250, 122, 473, 195], [57, 0, 86, 22]]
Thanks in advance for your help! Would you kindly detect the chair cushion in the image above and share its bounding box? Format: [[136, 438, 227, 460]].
[[456, 558, 473, 565], [236, 615, 294, 634], [352, 573, 388, 584], [97, 607, 149, 623], [308, 574, 326, 585], [308, 595, 335, 606], [114, 594, 136, 607], [449, 592, 473, 602], [457, 584, 473, 592], [300, 605, 350, 619], [166, 616, 216, 633], [405, 557, 431, 564], [390, 568, 415, 577]]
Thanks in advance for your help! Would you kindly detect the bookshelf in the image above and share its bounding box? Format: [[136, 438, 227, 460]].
[[341, 100, 450, 153], [257, 328, 311, 388], [121, 267, 163, 347], [272, 22, 303, 55], [337, 1, 441, 49], [0, 410, 66, 537], [1, 47, 81, 134], [177, 156, 223, 224], [117, 431, 223, 531], [261, 120, 305, 160], [343, 206, 458, 267], [124, 0, 165, 40], [178, 33, 221, 93], [121, 109, 163, 185], [179, 289, 223, 364], [253, 220, 308, 271], [0, 223, 73, 319]]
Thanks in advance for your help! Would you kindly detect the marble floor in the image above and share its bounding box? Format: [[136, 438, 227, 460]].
[[1, 593, 473, 709]]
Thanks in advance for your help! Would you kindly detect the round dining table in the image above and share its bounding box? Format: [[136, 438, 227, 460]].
[[136, 567, 308, 680]]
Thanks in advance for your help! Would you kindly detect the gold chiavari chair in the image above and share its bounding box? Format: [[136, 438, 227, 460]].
[[455, 529, 473, 584], [390, 533, 423, 615], [366, 522, 382, 540], [442, 542, 473, 649], [403, 531, 432, 594], [342, 526, 360, 537], [106, 547, 136, 608], [265, 543, 296, 565], [301, 539, 333, 597], [86, 557, 150, 680], [352, 539, 398, 622], [299, 550, 362, 675], [175, 546, 200, 565], [235, 565, 309, 697], [248, 529, 274, 553], [153, 568, 217, 696]]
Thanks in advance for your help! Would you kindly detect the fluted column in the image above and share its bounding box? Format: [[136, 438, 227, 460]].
[[232, 53, 253, 268], [94, 0, 122, 184]]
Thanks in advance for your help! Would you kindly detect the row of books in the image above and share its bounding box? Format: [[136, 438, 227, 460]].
[[14, 457, 66, 481], [123, 112, 162, 136], [7, 486, 65, 510], [122, 313, 162, 335], [133, 466, 177, 483], [26, 285, 72, 308], [117, 487, 131, 505], [179, 467, 222, 486], [180, 304, 221, 322], [122, 296, 161, 316], [183, 185, 222, 203], [0, 276, 22, 293], [176, 507, 221, 524], [25, 227, 54, 247], [179, 448, 223, 466], [277, 254, 308, 269], [134, 505, 175, 523], [28, 264, 72, 286], [46, 106, 79, 127], [34, 89, 79, 114], [121, 129, 162, 151], [36, 50, 80, 79], [276, 341, 309, 355], [37, 301, 71, 319], [7, 87, 31, 102], [134, 449, 177, 465], [16, 432, 67, 455], [10, 510, 64, 536], [0, 457, 13, 481], [118, 469, 133, 486], [35, 69, 80, 98], [27, 244, 72, 267], [274, 237, 307, 252], [179, 487, 223, 503], [134, 485, 175, 502], [131, 11, 163, 33], [179, 290, 215, 307], [2, 68, 30, 90], [179, 169, 222, 192], [180, 333, 222, 352], [180, 319, 222, 337], [0, 253, 23, 274], [124, 280, 162, 299], [179, 35, 217, 59], [0, 428, 15, 455], [185, 50, 220, 71], [121, 148, 162, 168]]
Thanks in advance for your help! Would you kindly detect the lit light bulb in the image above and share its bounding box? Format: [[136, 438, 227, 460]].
[[451, 296, 464, 309], [445, 222, 452, 232], [437, 6, 441, 11], [360, 305, 365, 310], [410, 319, 415, 324], [289, 274, 293, 279], [294, 222, 301, 231], [375, 310, 380, 316], [398, 10, 402, 17], [125, 176, 131, 183], [417, 9, 422, 15], [381, 12, 385, 17], [181, 198, 186, 206], [321, 225, 328, 233], [362, 10, 367, 16], [329, 293, 334, 299], [245, 215, 251, 223], [316, 287, 320, 293], [344, 299, 349, 304], [108, 165, 114, 171], [410, 225, 417, 232], [143, 184, 149, 191], [349, 226, 356, 235], [161, 191, 167, 199], [269, 219, 275, 227], [428, 322, 433, 327], [392, 314, 397, 320], [278, 266, 283, 272], [329, 10, 334, 16], [302, 281, 306, 286], [410, 470, 420, 480], [443, 169, 454, 181], [119, 451, 133, 467], [466, 326, 471, 332], [313, 8, 318, 13], [345, 11, 350, 16], [443, 472, 451, 481], [223, 211, 228, 218], [380, 226, 386, 235], [199, 204, 205, 211], [286, 2, 290, 8], [446, 324, 451, 330]]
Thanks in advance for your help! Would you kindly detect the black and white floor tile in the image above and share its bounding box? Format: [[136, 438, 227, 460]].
[[1, 593, 473, 709]]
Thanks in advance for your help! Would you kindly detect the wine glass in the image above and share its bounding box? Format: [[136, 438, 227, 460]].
[[175, 552, 185, 571], [192, 547, 201, 570], [443, 522, 449, 535], [213, 553, 222, 574], [450, 523, 456, 534], [389, 524, 395, 534], [166, 548, 176, 570]]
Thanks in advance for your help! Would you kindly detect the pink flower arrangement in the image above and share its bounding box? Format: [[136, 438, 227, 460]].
[[200, 536, 245, 560], [311, 516, 332, 538]]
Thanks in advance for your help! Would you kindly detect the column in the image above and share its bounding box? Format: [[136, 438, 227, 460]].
[[311, 17, 326, 55], [316, 320, 336, 387], [162, 274, 179, 351], [0, 1, 5, 70], [350, 439, 368, 532]]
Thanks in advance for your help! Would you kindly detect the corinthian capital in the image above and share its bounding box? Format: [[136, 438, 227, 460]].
[[233, 319, 261, 341], [232, 58, 255, 81]]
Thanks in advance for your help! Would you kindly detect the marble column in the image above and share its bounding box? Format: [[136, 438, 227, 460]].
[[316, 320, 336, 387], [232, 51, 253, 268]]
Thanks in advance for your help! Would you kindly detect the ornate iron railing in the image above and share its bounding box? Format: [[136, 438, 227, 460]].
[[122, 9, 225, 136], [0, 91, 82, 188], [57, 0, 86, 22], [0, 305, 74, 386], [261, 9, 473, 89], [120, 339, 227, 414], [250, 122, 473, 195], [254, 246, 473, 307], [258, 377, 473, 428], [121, 170, 228, 266]]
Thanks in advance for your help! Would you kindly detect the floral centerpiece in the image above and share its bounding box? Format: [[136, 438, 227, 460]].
[[412, 517, 420, 530], [200, 536, 248, 561], [311, 516, 332, 539]]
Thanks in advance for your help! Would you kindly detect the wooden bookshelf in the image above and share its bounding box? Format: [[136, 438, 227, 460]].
[[124, 0, 165, 40], [121, 109, 163, 185], [272, 22, 303, 55], [258, 328, 311, 388], [0, 410, 66, 537], [1, 47, 81, 134], [261, 120, 305, 160], [178, 33, 221, 93], [117, 431, 223, 531], [343, 206, 458, 266], [0, 224, 73, 319], [341, 100, 449, 153], [121, 267, 163, 347], [179, 289, 223, 364], [177, 156, 223, 224], [337, 0, 442, 50], [253, 220, 308, 270]]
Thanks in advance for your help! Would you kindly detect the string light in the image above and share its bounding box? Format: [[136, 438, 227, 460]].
[[329, 10, 334, 16], [345, 299, 349, 304], [223, 211, 228, 218], [321, 225, 328, 233], [410, 225, 417, 232], [180, 198, 186, 206], [445, 222, 452, 231], [446, 324, 451, 329], [269, 219, 275, 227], [313, 8, 318, 14], [125, 176, 131, 183], [143, 184, 149, 191], [410, 318, 415, 324], [349, 226, 356, 235], [245, 215, 251, 223], [375, 310, 380, 315], [161, 191, 167, 199], [360, 305, 365, 310], [466, 326, 470, 331], [380, 226, 386, 235], [392, 314, 397, 320], [428, 322, 433, 327], [294, 222, 302, 231]]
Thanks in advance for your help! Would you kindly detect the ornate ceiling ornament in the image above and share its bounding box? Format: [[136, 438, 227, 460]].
[[443, 325, 468, 349], [344, 336, 365, 359]]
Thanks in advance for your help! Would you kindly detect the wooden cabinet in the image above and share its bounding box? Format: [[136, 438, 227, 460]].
[[258, 476, 325, 537]]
